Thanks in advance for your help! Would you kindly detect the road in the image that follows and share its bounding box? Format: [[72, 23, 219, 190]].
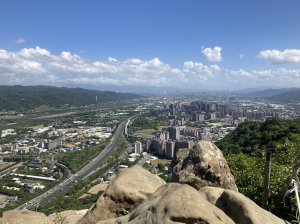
[[15, 116, 134, 210]]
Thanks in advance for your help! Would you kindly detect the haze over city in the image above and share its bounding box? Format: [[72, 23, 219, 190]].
[[1, 0, 300, 91]]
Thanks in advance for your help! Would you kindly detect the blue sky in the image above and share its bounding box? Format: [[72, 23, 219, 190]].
[[0, 0, 300, 90]]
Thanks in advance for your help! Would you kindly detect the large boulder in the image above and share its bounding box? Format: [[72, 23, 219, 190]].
[[49, 209, 88, 224], [0, 210, 54, 224], [172, 141, 238, 191], [97, 183, 235, 224], [200, 186, 287, 224], [79, 165, 166, 224]]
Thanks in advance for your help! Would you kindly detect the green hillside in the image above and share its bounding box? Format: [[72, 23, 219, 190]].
[[0, 85, 141, 112], [216, 118, 300, 220], [268, 90, 300, 103]]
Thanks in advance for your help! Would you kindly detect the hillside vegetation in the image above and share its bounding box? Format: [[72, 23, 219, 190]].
[[240, 88, 300, 103], [216, 118, 300, 220], [268, 89, 300, 103], [0, 85, 141, 112]]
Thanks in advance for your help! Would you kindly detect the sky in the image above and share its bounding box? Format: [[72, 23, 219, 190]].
[[0, 0, 300, 91]]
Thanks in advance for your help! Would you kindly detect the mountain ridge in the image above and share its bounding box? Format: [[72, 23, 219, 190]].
[[0, 85, 142, 112]]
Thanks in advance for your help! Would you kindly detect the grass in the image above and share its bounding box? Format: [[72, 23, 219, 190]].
[[150, 159, 171, 166], [134, 128, 156, 138], [133, 126, 165, 139], [55, 142, 107, 173]]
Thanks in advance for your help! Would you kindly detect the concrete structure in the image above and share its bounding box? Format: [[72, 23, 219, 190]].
[[44, 139, 61, 150], [152, 139, 166, 156], [166, 141, 175, 158], [175, 140, 194, 153], [134, 141, 143, 154], [169, 127, 180, 141], [210, 112, 216, 120], [12, 173, 56, 181], [145, 139, 151, 152]]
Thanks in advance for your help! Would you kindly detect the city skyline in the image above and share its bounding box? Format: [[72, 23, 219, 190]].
[[0, 0, 300, 90]]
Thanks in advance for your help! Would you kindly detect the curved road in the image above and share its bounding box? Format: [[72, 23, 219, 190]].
[[15, 116, 134, 210]]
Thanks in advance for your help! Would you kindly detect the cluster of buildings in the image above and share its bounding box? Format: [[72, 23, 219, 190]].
[[0, 110, 20, 116], [128, 100, 296, 161], [0, 160, 59, 207], [0, 125, 113, 156], [7, 176, 47, 193], [141, 126, 194, 159], [144, 100, 299, 156], [0, 194, 18, 208], [152, 100, 298, 124], [184, 126, 235, 141]]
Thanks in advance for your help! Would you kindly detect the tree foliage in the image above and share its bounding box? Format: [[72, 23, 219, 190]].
[[216, 118, 300, 220]]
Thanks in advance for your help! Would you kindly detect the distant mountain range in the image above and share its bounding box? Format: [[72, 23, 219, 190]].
[[267, 89, 300, 103], [237, 88, 300, 103], [0, 85, 142, 112]]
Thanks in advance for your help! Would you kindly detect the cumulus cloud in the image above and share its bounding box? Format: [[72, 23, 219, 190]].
[[0, 46, 299, 90], [202, 46, 222, 62], [257, 49, 300, 64], [13, 38, 26, 44]]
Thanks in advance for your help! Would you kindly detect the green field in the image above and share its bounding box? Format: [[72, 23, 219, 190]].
[[134, 128, 156, 138], [0, 162, 16, 172], [150, 159, 171, 166], [133, 126, 165, 139]]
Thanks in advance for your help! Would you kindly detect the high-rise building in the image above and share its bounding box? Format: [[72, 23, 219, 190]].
[[179, 116, 185, 126], [134, 141, 143, 154], [168, 126, 180, 140], [175, 140, 194, 154], [209, 102, 217, 112], [145, 139, 152, 152], [166, 140, 175, 158], [210, 112, 216, 120], [152, 139, 166, 156], [194, 112, 205, 122]]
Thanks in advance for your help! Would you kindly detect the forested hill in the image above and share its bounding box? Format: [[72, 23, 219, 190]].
[[267, 89, 300, 103], [239, 88, 300, 103], [216, 118, 300, 219], [217, 118, 300, 155], [0, 85, 141, 112]]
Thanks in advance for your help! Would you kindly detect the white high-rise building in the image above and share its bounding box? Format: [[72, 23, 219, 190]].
[[134, 141, 143, 154]]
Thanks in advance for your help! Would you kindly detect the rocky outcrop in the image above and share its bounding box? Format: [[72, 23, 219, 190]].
[[79, 165, 166, 224], [172, 141, 238, 191], [49, 209, 88, 224], [96, 184, 287, 224], [96, 183, 235, 224], [0, 164, 288, 224], [0, 210, 54, 224], [200, 186, 286, 224]]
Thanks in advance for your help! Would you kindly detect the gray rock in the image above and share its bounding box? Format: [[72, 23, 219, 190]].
[[0, 210, 54, 224], [79, 165, 166, 224], [96, 183, 235, 224], [200, 186, 287, 224], [49, 209, 88, 224], [172, 141, 238, 191]]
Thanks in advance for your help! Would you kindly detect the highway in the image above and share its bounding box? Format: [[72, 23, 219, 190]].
[[15, 116, 133, 210]]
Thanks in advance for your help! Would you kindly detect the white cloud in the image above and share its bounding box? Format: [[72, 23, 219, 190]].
[[202, 46, 222, 62], [0, 46, 300, 90], [257, 49, 300, 64], [13, 38, 26, 44], [239, 54, 244, 59]]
